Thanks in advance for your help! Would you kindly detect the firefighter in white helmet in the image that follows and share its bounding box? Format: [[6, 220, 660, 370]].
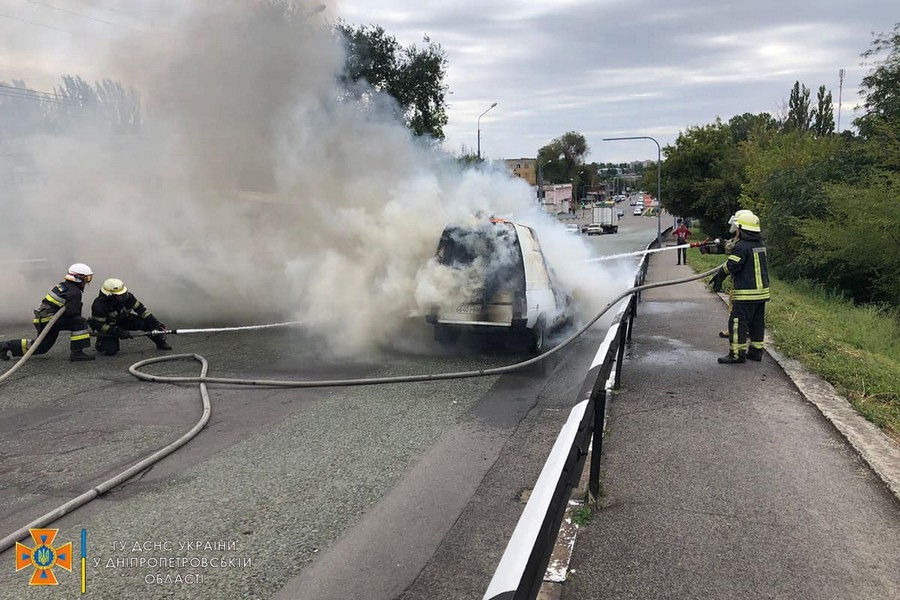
[[0, 263, 96, 362], [88, 278, 172, 356]]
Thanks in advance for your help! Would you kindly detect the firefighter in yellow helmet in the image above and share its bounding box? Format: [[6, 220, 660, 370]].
[[714, 209, 756, 339], [0, 263, 96, 362], [89, 278, 172, 356], [709, 211, 769, 364]]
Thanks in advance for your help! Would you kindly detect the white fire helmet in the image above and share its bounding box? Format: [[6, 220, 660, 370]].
[[65, 263, 94, 284]]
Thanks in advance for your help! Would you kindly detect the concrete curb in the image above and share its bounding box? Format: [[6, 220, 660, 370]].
[[712, 292, 900, 503]]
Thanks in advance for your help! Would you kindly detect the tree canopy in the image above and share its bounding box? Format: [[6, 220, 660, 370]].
[[657, 23, 900, 305], [537, 131, 589, 185], [338, 23, 449, 140]]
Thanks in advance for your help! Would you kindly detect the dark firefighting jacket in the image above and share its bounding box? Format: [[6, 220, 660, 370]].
[[34, 281, 84, 325], [718, 230, 770, 302], [89, 292, 158, 337]]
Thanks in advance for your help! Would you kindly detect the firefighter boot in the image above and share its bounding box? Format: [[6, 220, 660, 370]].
[[150, 334, 172, 351], [69, 349, 96, 362], [718, 351, 746, 364], [0, 341, 11, 361], [747, 349, 763, 362]]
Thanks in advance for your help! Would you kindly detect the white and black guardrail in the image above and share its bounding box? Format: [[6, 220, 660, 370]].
[[483, 230, 667, 600]]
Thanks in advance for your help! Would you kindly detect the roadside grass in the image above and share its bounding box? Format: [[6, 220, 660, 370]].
[[688, 247, 900, 443]]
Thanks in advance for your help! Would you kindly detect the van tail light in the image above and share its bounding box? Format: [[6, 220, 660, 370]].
[[513, 291, 525, 318]]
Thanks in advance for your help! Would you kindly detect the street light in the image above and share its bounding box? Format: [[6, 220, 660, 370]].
[[537, 157, 554, 203], [603, 135, 662, 246], [477, 102, 498, 161]]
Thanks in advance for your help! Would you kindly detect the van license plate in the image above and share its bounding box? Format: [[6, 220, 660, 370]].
[[456, 304, 481, 314]]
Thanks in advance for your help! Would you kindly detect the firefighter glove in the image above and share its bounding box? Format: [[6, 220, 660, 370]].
[[710, 271, 725, 293]]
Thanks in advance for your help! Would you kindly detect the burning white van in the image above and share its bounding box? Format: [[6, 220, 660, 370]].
[[424, 219, 574, 353]]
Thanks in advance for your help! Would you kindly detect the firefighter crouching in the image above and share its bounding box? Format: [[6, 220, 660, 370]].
[[0, 263, 96, 362], [708, 211, 770, 364], [89, 278, 172, 356]]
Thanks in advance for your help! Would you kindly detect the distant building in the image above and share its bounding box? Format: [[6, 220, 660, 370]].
[[503, 158, 537, 185], [538, 183, 572, 215]]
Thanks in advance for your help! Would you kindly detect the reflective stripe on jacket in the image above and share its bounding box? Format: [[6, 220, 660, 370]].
[[33, 281, 83, 321], [89, 292, 155, 336], [719, 233, 770, 302]]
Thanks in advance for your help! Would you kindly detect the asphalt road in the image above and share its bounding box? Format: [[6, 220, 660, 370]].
[[0, 209, 661, 599]]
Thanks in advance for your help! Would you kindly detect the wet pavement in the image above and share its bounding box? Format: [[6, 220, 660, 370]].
[[562, 239, 900, 600]]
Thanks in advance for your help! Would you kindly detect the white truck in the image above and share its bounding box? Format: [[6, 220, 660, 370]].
[[590, 203, 619, 234]]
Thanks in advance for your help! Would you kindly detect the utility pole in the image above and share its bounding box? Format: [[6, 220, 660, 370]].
[[837, 68, 845, 133]]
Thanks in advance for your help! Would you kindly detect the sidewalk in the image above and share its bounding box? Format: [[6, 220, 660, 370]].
[[562, 245, 900, 599]]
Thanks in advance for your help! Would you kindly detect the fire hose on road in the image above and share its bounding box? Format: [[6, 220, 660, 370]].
[[0, 263, 722, 552]]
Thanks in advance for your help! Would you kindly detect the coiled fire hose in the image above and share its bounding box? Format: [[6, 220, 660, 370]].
[[0, 266, 721, 552]]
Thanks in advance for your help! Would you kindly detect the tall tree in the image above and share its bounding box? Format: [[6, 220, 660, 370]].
[[728, 112, 778, 144], [537, 131, 589, 184], [95, 79, 142, 135], [812, 85, 835, 136], [339, 23, 449, 140], [855, 22, 900, 147], [785, 81, 812, 133], [657, 119, 745, 235]]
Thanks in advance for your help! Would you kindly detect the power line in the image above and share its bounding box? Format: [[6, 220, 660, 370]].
[[0, 10, 73, 33], [0, 83, 98, 106], [0, 90, 84, 107], [21, 0, 151, 33], [71, 0, 141, 20]]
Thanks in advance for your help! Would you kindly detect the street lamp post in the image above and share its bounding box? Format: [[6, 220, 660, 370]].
[[537, 158, 552, 203], [603, 135, 662, 246], [477, 102, 498, 161]]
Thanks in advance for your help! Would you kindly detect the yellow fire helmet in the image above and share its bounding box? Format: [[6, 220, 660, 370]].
[[729, 209, 755, 233], [735, 211, 760, 232], [101, 278, 128, 296]]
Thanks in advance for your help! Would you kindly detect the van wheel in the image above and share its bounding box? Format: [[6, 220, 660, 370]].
[[527, 319, 545, 354], [434, 326, 460, 346]]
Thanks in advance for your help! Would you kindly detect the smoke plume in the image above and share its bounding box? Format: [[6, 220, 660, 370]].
[[2, 0, 633, 355]]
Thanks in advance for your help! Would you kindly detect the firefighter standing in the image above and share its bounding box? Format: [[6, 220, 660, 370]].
[[89, 278, 172, 356], [0, 263, 96, 362], [698, 210, 755, 339], [709, 212, 769, 364]]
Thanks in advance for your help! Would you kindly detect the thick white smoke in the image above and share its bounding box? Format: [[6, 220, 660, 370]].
[[2, 0, 631, 355]]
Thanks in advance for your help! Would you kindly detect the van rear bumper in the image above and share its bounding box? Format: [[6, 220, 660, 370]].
[[426, 317, 528, 330]]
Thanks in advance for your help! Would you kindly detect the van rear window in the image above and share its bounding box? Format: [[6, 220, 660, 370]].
[[435, 223, 525, 297]]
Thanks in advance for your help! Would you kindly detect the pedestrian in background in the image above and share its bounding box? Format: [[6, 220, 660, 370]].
[[0, 263, 96, 362], [673, 218, 691, 265]]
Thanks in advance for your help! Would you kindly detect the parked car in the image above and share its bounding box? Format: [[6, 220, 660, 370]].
[[585, 223, 604, 236], [425, 220, 575, 353], [564, 223, 579, 234], [633, 206, 643, 216]]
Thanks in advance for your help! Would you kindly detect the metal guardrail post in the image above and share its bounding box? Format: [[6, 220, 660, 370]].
[[614, 322, 627, 388], [588, 388, 607, 501]]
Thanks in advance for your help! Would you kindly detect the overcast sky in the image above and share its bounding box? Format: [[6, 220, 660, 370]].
[[1, 0, 896, 163]]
